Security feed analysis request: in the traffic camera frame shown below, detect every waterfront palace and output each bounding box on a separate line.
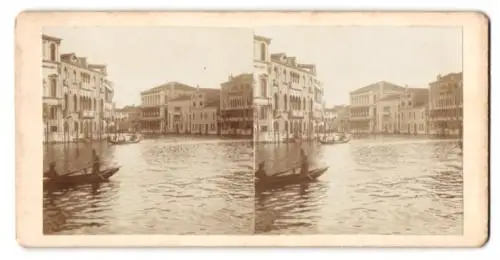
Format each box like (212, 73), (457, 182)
(253, 35), (325, 143)
(347, 72), (462, 136)
(42, 34), (115, 143)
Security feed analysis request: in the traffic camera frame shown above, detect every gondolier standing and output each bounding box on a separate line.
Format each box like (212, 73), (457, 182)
(299, 148), (313, 180)
(91, 149), (104, 180)
(255, 161), (268, 181)
(46, 161), (59, 179)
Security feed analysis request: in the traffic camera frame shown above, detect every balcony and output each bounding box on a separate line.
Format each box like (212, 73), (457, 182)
(42, 96), (63, 107)
(288, 110), (305, 118)
(81, 110), (95, 119)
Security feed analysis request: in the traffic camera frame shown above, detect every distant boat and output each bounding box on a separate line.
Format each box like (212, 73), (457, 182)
(256, 166), (329, 191)
(107, 134), (142, 145)
(319, 134), (351, 145)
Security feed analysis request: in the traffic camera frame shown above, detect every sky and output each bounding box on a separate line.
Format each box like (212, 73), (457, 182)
(44, 26), (462, 108)
(43, 27), (254, 108)
(255, 26), (463, 107)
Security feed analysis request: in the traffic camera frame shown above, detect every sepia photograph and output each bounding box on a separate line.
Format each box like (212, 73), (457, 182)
(15, 11), (488, 247)
(40, 26), (255, 235)
(253, 26), (466, 235)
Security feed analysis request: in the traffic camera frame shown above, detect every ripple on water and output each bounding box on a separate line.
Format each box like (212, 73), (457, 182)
(255, 138), (463, 235)
(43, 138), (254, 235)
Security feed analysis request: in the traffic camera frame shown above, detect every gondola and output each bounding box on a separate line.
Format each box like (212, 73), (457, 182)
(319, 134), (351, 145)
(255, 166), (329, 191)
(319, 138), (350, 145)
(107, 135), (141, 145)
(43, 166), (121, 190)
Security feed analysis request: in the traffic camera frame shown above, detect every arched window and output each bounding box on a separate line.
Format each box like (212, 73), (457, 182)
(64, 94), (68, 115)
(283, 94), (288, 110)
(73, 95), (77, 112)
(50, 78), (57, 97)
(274, 93), (279, 110)
(50, 44), (56, 61)
(273, 121), (279, 132)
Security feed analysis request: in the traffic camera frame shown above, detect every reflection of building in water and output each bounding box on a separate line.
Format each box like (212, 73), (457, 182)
(428, 72), (463, 136)
(139, 82), (197, 134)
(42, 34), (115, 143)
(220, 73), (253, 136)
(253, 35), (324, 143)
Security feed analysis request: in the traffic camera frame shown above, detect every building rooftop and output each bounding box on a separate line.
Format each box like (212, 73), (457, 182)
(351, 81), (405, 94)
(205, 99), (221, 108)
(141, 82), (196, 95)
(430, 72), (463, 84)
(254, 35), (272, 44)
(221, 73), (254, 85)
(42, 34), (62, 44)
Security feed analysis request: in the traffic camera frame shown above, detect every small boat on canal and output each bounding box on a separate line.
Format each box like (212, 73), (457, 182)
(255, 166), (329, 191)
(319, 138), (350, 145)
(319, 134), (351, 145)
(44, 166), (121, 190)
(107, 134), (142, 145)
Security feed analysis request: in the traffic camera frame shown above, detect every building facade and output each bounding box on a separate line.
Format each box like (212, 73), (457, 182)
(167, 96), (192, 134)
(42, 34), (115, 143)
(220, 73), (253, 136)
(376, 94), (401, 133)
(190, 88), (220, 135)
(253, 35), (324, 142)
(428, 72), (463, 136)
(114, 105), (141, 133)
(324, 105), (349, 133)
(349, 81), (405, 134)
(399, 87), (429, 135)
(42, 35), (63, 143)
(140, 82), (197, 134)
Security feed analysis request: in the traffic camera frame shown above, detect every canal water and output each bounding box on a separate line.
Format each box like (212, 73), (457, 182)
(255, 136), (463, 235)
(43, 136), (254, 234)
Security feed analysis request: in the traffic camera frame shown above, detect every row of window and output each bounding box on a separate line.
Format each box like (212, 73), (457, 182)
(44, 121), (103, 133)
(272, 93), (314, 111)
(382, 123), (426, 132)
(269, 63), (316, 86)
(351, 95), (373, 105)
(62, 67), (104, 86)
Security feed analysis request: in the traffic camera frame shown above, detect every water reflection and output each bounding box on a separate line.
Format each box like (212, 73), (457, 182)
(255, 137), (463, 235)
(43, 138), (254, 235)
